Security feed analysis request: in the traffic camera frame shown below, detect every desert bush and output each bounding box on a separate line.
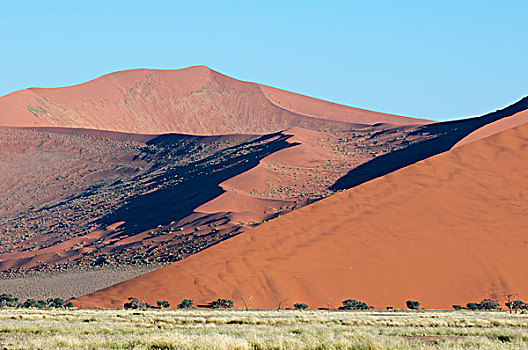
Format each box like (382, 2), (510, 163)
(505, 300), (526, 311)
(466, 302), (479, 310)
(0, 293), (18, 307)
(21, 298), (70, 309)
(406, 300), (420, 310)
(293, 303), (308, 310)
(452, 304), (464, 310)
(177, 299), (194, 309)
(210, 298), (234, 309)
(47, 298), (66, 308)
(157, 300), (170, 309)
(22, 299), (41, 308)
(477, 298), (500, 310)
(340, 299), (369, 310)
(124, 297), (153, 309)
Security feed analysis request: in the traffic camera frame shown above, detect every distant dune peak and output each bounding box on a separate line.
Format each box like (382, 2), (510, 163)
(0, 66), (427, 135)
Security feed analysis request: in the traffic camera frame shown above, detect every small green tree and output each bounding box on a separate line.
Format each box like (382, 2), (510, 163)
(406, 300), (420, 310)
(210, 298), (234, 309)
(293, 303), (308, 310)
(177, 299), (194, 309)
(157, 300), (170, 309)
(22, 299), (39, 308)
(452, 304), (464, 310)
(503, 291), (518, 314)
(505, 300), (525, 312)
(47, 298), (66, 308)
(23, 298), (69, 309)
(477, 298), (500, 310)
(124, 297), (153, 309)
(466, 302), (478, 310)
(22, 299), (33, 308)
(340, 299), (369, 310)
(0, 294), (18, 308)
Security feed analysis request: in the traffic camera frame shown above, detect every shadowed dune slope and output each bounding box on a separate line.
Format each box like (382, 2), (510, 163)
(0, 66), (426, 135)
(330, 96), (528, 191)
(74, 122), (528, 310)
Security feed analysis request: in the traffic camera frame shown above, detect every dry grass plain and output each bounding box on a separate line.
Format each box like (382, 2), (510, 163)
(0, 309), (526, 349)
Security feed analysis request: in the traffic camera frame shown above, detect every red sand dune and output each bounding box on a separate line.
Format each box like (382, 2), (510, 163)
(453, 109), (528, 148)
(0, 66), (428, 136)
(195, 126), (365, 220)
(257, 84), (424, 125)
(74, 122), (528, 310)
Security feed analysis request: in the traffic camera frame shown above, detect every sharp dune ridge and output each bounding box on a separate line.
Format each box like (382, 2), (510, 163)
(330, 96), (528, 191)
(454, 109), (528, 148)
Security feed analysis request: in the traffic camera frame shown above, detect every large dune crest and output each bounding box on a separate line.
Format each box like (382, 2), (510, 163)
(0, 66), (427, 135)
(74, 121), (528, 310)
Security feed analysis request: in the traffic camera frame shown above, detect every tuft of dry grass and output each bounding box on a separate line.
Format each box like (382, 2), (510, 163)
(0, 309), (526, 349)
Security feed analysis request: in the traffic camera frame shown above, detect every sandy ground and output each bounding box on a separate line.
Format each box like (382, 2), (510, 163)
(0, 266), (158, 300)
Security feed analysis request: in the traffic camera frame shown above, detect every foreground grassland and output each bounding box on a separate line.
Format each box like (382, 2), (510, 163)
(0, 309), (526, 349)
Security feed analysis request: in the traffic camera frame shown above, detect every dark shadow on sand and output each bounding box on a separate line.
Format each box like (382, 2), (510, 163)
(331, 96), (528, 191)
(98, 133), (297, 237)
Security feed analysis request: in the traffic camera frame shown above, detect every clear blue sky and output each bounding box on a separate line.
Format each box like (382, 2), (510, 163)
(1, 1), (527, 121)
